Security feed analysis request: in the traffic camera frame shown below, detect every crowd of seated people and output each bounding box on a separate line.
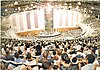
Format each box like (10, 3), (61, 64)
(0, 35), (100, 70)
(64, 29), (82, 37)
(1, 31), (7, 37)
(89, 19), (100, 28)
(81, 16), (100, 35)
(82, 16), (96, 24)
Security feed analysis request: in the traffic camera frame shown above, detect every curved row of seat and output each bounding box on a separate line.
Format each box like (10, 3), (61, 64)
(1, 16), (100, 40)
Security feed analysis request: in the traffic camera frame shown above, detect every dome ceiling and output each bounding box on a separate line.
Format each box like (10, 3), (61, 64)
(1, 0), (100, 16)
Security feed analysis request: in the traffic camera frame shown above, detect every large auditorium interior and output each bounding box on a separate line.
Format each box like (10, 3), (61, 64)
(1, 0), (100, 70)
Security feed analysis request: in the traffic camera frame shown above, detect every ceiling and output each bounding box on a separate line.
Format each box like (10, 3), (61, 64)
(1, 0), (100, 16)
(1, 0), (100, 1)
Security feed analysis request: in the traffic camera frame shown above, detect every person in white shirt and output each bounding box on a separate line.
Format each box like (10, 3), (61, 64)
(81, 54), (95, 70)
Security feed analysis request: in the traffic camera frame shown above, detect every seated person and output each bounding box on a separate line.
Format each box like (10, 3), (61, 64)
(70, 57), (79, 70)
(60, 53), (71, 70)
(0, 62), (5, 70)
(81, 54), (95, 70)
(18, 46), (23, 55)
(0, 50), (6, 59)
(35, 42), (42, 56)
(52, 50), (59, 61)
(40, 50), (49, 62)
(39, 50), (53, 63)
(41, 61), (52, 70)
(14, 52), (25, 63)
(26, 52), (34, 62)
(94, 57), (100, 70)
(5, 50), (14, 61)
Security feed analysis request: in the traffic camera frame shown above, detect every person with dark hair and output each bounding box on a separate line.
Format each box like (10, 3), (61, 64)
(60, 53), (71, 70)
(35, 42), (42, 56)
(70, 57), (79, 70)
(42, 61), (52, 70)
(61, 53), (68, 61)
(41, 51), (49, 62)
(87, 54), (95, 64)
(0, 62), (5, 70)
(93, 57), (100, 70)
(64, 48), (67, 53)
(52, 50), (59, 61)
(26, 52), (33, 62)
(14, 52), (25, 63)
(25, 41), (31, 48)
(0, 50), (6, 59)
(72, 57), (77, 63)
(53, 50), (56, 55)
(7, 52), (25, 70)
(55, 44), (59, 49)
(81, 54), (95, 70)
(17, 46), (23, 55)
(39, 50), (53, 63)
(57, 49), (62, 62)
(5, 50), (14, 61)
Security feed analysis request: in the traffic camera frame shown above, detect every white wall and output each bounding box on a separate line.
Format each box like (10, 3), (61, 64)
(53, 9), (84, 28)
(10, 9), (45, 33)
